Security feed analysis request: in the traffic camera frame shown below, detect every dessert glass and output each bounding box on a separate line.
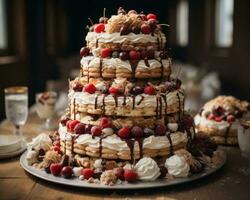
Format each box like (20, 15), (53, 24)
(238, 120), (250, 159)
(4, 86), (28, 137)
(36, 91), (57, 130)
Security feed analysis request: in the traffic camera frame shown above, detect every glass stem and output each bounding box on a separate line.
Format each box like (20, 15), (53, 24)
(15, 125), (21, 136)
(45, 118), (51, 130)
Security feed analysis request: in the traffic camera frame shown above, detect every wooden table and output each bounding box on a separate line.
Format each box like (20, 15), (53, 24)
(0, 113), (250, 200)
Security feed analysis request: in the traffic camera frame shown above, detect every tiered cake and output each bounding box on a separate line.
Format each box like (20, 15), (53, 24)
(26, 8), (223, 185)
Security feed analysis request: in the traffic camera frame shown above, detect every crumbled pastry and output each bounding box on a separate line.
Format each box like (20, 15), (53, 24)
(26, 150), (38, 165)
(74, 155), (93, 168)
(87, 177), (100, 184)
(100, 170), (117, 185)
(165, 155), (190, 178)
(27, 133), (52, 152)
(104, 161), (118, 170)
(33, 150), (61, 169)
(211, 149), (226, 166)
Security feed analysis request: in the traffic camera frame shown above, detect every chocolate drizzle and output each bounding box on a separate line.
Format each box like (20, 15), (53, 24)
(166, 133), (173, 156)
(99, 135), (108, 157)
(161, 93), (168, 124)
(144, 59), (150, 68)
(94, 95), (98, 109)
(125, 139), (135, 163)
(176, 93), (181, 122)
(132, 96), (136, 109)
(102, 94), (107, 115)
(129, 60), (139, 78)
(113, 95), (118, 107)
(73, 98), (76, 120)
(95, 38), (99, 48)
(137, 95), (144, 106)
(100, 58), (103, 78)
(122, 96), (127, 106)
(136, 138), (144, 159)
(156, 95), (163, 119)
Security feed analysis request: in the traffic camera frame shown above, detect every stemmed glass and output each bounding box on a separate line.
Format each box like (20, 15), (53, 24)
(35, 91), (57, 130)
(4, 86), (28, 137)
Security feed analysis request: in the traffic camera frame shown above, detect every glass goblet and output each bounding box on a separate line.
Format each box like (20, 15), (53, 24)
(4, 86), (28, 137)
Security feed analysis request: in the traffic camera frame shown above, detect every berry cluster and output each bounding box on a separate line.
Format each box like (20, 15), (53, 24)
(206, 106), (236, 123)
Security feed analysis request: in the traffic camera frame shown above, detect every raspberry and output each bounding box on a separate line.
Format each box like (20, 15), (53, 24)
(84, 83), (96, 94)
(118, 126), (130, 139)
(94, 23), (105, 33)
(144, 86), (156, 95)
(101, 48), (111, 58)
(81, 168), (94, 180)
(124, 169), (138, 182)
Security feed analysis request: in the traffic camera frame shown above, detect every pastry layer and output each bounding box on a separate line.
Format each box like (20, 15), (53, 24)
(69, 89), (185, 117)
(58, 125), (187, 160)
(86, 32), (166, 51)
(80, 56), (171, 79)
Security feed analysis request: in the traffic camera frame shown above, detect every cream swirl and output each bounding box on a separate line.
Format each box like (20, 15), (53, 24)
(165, 155), (190, 177)
(27, 133), (52, 151)
(85, 32), (166, 45)
(135, 157), (161, 181)
(69, 89), (184, 109)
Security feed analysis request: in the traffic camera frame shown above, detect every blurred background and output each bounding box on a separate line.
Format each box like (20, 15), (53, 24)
(0, 0), (249, 120)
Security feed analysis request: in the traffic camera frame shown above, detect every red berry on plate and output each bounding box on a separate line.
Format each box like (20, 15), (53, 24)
(50, 163), (62, 176)
(101, 48), (111, 58)
(129, 50), (141, 60)
(147, 13), (157, 20)
(100, 117), (112, 129)
(84, 83), (96, 94)
(67, 120), (80, 132)
(155, 124), (167, 136)
(144, 86), (156, 95)
(109, 87), (119, 95)
(227, 115), (235, 123)
(124, 169), (138, 182)
(131, 126), (143, 138)
(81, 168), (94, 180)
(53, 140), (60, 147)
(91, 126), (102, 136)
(74, 123), (85, 135)
(113, 167), (125, 180)
(141, 24), (151, 34)
(94, 23), (105, 33)
(52, 146), (61, 154)
(80, 47), (90, 57)
(61, 166), (73, 179)
(118, 126), (130, 139)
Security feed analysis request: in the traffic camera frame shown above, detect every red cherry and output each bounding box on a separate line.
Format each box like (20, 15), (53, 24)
(81, 168), (94, 180)
(118, 126), (130, 139)
(141, 24), (151, 34)
(80, 47), (90, 57)
(91, 126), (102, 136)
(207, 114), (215, 120)
(60, 117), (70, 126)
(109, 87), (119, 95)
(94, 23), (105, 33)
(144, 86), (156, 95)
(101, 48), (111, 58)
(61, 166), (73, 179)
(129, 50), (141, 60)
(84, 83), (96, 94)
(72, 82), (83, 92)
(66, 120), (73, 130)
(74, 123), (85, 134)
(53, 140), (60, 147)
(124, 169), (138, 182)
(100, 117), (112, 128)
(155, 124), (167, 136)
(227, 115), (235, 123)
(67, 120), (80, 132)
(60, 154), (69, 167)
(50, 163), (62, 176)
(215, 116), (223, 122)
(113, 167), (125, 180)
(52, 146), (61, 154)
(147, 13), (157, 20)
(131, 126), (143, 138)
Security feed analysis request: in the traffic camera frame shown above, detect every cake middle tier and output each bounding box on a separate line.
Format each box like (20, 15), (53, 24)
(69, 89), (185, 118)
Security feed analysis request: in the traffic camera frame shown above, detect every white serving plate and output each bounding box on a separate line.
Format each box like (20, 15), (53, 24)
(20, 150), (226, 190)
(0, 141), (26, 159)
(0, 135), (22, 149)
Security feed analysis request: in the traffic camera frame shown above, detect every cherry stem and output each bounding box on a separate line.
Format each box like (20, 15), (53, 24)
(88, 18), (94, 26)
(103, 8), (106, 18)
(159, 24), (170, 27)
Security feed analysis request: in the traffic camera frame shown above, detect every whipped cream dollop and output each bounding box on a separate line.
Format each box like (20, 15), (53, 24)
(135, 157), (161, 181)
(165, 155), (190, 178)
(73, 167), (83, 177)
(27, 133), (52, 151)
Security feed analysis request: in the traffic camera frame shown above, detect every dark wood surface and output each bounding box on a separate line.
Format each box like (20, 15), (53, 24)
(0, 113), (250, 200)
